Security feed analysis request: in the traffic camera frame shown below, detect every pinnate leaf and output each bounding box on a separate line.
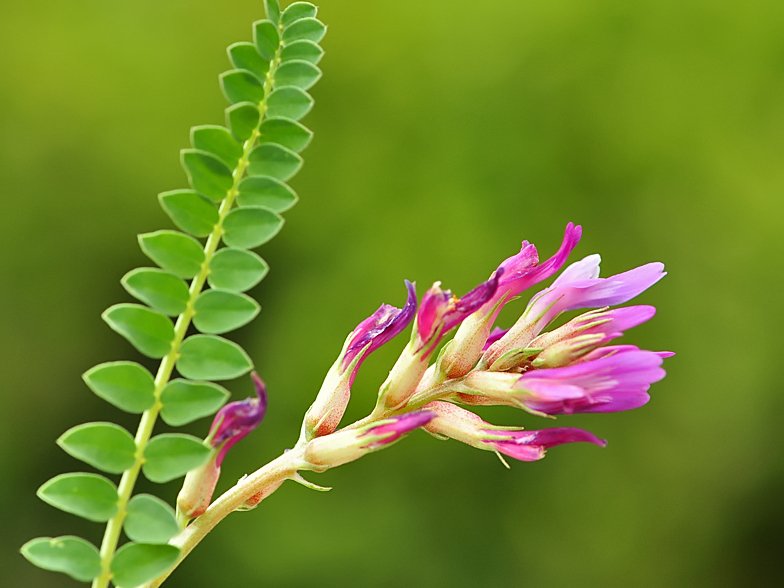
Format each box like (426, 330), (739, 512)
(57, 422), (136, 474)
(102, 304), (174, 359)
(220, 69), (265, 105)
(122, 268), (190, 317)
(37, 473), (118, 522)
(280, 39), (324, 64)
(254, 20), (280, 61)
(124, 495), (179, 544)
(248, 143), (303, 180)
(237, 175), (298, 212)
(181, 149), (234, 202)
(228, 42), (270, 80)
(160, 379), (230, 426)
(83, 361), (155, 413)
(259, 117), (312, 152)
(282, 17), (326, 45)
(159, 190), (219, 238)
(143, 434), (212, 483)
(208, 247), (269, 292)
(226, 102), (261, 142)
(191, 125), (243, 168)
(21, 536), (102, 582)
(266, 86), (314, 120)
(281, 2), (317, 27)
(139, 230), (205, 279)
(193, 289), (260, 334)
(177, 334), (253, 380)
(274, 60), (322, 90)
(111, 543), (180, 588)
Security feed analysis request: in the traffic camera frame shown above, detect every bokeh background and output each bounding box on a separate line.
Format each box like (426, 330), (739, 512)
(2, 0), (783, 586)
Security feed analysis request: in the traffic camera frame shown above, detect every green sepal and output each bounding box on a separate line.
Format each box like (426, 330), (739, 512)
(124, 495), (180, 544)
(274, 60), (322, 90)
(190, 125), (244, 169)
(57, 422), (137, 474)
(237, 175), (298, 212)
(282, 17), (327, 45)
(121, 268), (190, 317)
(248, 143), (303, 180)
(138, 230), (205, 279)
(220, 69), (265, 105)
(181, 148), (234, 202)
(264, 0), (281, 23)
(488, 347), (543, 372)
(281, 2), (317, 27)
(208, 247), (269, 292)
(159, 189), (220, 238)
(280, 40), (324, 64)
(21, 536), (102, 582)
(176, 334), (254, 380)
(102, 304), (175, 359)
(37, 473), (119, 522)
(160, 379), (230, 426)
(266, 86), (314, 120)
(259, 117), (312, 152)
(226, 102), (261, 142)
(142, 434), (212, 483)
(111, 543), (180, 588)
(223, 206), (284, 249)
(82, 361), (155, 413)
(253, 19), (280, 61)
(227, 42), (270, 80)
(193, 289), (260, 334)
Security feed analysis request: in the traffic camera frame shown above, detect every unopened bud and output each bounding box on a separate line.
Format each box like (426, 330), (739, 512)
(177, 451), (220, 518)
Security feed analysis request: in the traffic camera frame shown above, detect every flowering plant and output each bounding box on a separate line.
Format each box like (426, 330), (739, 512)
(21, 2), (671, 587)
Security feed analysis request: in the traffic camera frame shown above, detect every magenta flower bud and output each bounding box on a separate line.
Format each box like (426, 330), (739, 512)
(177, 451), (220, 519)
(210, 372), (267, 466)
(304, 411), (434, 469)
(423, 401), (605, 462)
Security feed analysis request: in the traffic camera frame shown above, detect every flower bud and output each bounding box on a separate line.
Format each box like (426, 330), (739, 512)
(177, 451), (220, 519)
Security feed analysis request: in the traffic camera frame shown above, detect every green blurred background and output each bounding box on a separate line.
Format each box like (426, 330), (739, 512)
(2, 0), (783, 586)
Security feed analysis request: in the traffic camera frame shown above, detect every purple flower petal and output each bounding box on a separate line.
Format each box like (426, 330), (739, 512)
(361, 411), (435, 449)
(483, 326), (510, 350)
(210, 372), (267, 466)
(486, 427), (606, 461)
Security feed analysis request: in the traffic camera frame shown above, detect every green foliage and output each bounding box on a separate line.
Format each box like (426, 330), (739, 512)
(142, 434), (212, 483)
(111, 543), (180, 588)
(160, 379), (230, 426)
(21, 537), (102, 582)
(37, 473), (119, 522)
(82, 362), (156, 413)
(124, 495), (180, 544)
(27, 1), (326, 582)
(57, 423), (137, 474)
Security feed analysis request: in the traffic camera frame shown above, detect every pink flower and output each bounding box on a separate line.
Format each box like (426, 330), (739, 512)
(210, 372), (267, 466)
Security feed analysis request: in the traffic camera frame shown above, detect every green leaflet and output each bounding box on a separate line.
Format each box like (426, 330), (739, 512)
(102, 304), (175, 359)
(37, 473), (119, 522)
(21, 536), (102, 582)
(122, 268), (190, 317)
(226, 102), (261, 142)
(111, 543), (180, 588)
(191, 125), (244, 169)
(227, 42), (270, 80)
(124, 495), (180, 544)
(248, 143), (303, 180)
(138, 230), (205, 279)
(280, 40), (324, 64)
(259, 117), (313, 152)
(82, 361), (155, 413)
(193, 289), (260, 334)
(237, 175), (298, 212)
(266, 86), (314, 120)
(181, 149), (234, 202)
(274, 60), (322, 90)
(177, 334), (254, 380)
(160, 379), (230, 426)
(281, 2), (318, 27)
(57, 422), (137, 474)
(208, 247), (269, 292)
(281, 17), (327, 45)
(264, 0), (281, 24)
(253, 19), (280, 61)
(143, 434), (212, 483)
(220, 69), (266, 104)
(159, 190), (220, 238)
(223, 206), (284, 249)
